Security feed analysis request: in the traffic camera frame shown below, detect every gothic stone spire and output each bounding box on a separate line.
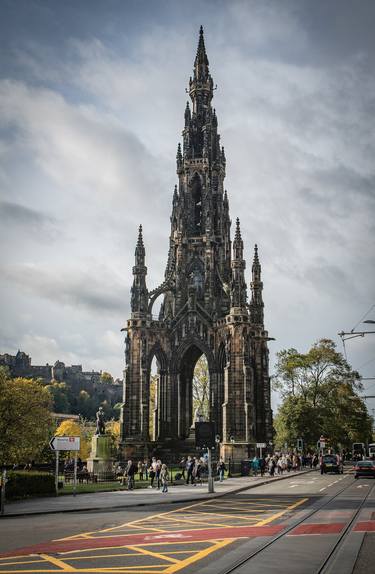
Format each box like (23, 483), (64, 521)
(249, 243), (264, 325)
(131, 225), (148, 316)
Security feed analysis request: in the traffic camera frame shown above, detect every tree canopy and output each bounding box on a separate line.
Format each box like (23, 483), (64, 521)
(273, 339), (372, 451)
(0, 367), (53, 465)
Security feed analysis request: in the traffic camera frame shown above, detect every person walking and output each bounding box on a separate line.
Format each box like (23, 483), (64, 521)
(252, 455), (259, 476)
(160, 463), (169, 493)
(186, 456), (194, 485)
(149, 457), (157, 488)
(155, 459), (162, 490)
(125, 460), (136, 491)
(179, 457), (186, 480)
(217, 458), (226, 482)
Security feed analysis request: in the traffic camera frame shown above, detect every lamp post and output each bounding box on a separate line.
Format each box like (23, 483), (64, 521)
(229, 435), (235, 477)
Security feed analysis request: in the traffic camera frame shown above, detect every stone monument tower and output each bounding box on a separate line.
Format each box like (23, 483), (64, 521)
(120, 27), (273, 462)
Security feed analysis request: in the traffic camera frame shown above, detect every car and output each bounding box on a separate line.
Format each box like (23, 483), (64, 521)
(321, 454), (343, 474)
(354, 460), (375, 479)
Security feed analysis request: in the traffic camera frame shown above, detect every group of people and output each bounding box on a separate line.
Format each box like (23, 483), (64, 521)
(116, 455), (228, 492)
(118, 458), (170, 492)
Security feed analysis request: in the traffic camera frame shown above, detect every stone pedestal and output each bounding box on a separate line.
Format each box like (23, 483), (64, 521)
(220, 442), (249, 473)
(87, 435), (114, 479)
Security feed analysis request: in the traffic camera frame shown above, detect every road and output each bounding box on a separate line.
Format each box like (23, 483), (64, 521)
(0, 471), (374, 573)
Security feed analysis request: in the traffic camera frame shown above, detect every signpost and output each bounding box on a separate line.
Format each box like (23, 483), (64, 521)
(256, 442), (266, 459)
(50, 436), (80, 497)
(195, 423), (215, 493)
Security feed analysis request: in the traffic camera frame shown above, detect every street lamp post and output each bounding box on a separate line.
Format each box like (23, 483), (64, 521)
(229, 436), (235, 477)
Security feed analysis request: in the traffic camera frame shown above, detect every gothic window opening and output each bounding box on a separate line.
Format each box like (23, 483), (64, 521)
(193, 354), (210, 421)
(191, 173), (202, 235)
(149, 356), (159, 441)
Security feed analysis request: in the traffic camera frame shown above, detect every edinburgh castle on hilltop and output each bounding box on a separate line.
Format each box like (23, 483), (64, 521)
(120, 27), (273, 461)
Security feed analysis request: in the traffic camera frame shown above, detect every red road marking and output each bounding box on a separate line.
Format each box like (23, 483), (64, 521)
(289, 523), (345, 536)
(353, 521), (375, 532)
(0, 525), (284, 558)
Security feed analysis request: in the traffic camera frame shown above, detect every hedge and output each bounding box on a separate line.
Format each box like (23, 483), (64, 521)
(5, 470), (55, 500)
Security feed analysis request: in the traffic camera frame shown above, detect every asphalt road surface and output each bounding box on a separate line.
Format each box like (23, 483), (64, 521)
(0, 471), (374, 574)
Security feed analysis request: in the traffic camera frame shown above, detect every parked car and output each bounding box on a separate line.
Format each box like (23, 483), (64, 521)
(354, 460), (375, 479)
(321, 454), (343, 474)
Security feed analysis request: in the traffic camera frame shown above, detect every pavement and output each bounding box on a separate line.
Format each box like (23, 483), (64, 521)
(1, 469), (312, 517)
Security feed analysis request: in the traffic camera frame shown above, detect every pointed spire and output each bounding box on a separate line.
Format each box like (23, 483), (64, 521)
(131, 225), (148, 316)
(250, 243), (264, 324)
(234, 218), (242, 242)
(195, 25), (209, 68)
(184, 101), (191, 125)
(230, 217), (247, 310)
(135, 224), (145, 264)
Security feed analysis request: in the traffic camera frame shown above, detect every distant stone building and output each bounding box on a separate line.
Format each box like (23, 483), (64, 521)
(120, 28), (273, 462)
(0, 350), (123, 417)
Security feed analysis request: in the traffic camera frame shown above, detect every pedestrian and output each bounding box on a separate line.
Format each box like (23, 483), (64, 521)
(252, 456), (259, 476)
(138, 460), (144, 481)
(144, 460), (149, 481)
(217, 458), (226, 482)
(125, 459), (136, 490)
(149, 457), (157, 488)
(156, 459), (162, 490)
(161, 463), (169, 493)
(186, 456), (194, 485)
(259, 456), (266, 477)
(193, 458), (202, 486)
(179, 457), (186, 480)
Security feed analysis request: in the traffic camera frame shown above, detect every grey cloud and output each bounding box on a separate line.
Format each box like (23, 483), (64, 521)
(2, 264), (129, 316)
(0, 200), (57, 231)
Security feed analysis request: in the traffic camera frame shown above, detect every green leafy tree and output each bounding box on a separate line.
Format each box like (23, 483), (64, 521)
(0, 367), (53, 465)
(45, 380), (71, 413)
(273, 339), (372, 451)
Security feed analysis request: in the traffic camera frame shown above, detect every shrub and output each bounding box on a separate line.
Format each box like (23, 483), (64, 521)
(5, 470), (55, 500)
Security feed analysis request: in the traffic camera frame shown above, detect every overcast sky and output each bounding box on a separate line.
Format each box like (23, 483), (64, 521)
(0, 0), (374, 412)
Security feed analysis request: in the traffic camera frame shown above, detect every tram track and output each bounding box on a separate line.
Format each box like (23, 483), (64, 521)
(219, 475), (374, 574)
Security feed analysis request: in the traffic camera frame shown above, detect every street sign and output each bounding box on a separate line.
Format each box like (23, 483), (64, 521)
(256, 443), (266, 448)
(49, 436), (80, 451)
(195, 422), (215, 448)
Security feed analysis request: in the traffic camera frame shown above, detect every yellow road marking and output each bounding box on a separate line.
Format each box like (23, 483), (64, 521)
(183, 509), (271, 522)
(164, 539), (234, 574)
(255, 498), (308, 526)
(158, 515), (234, 529)
(126, 545), (179, 564)
(66, 550), (196, 561)
(40, 553), (77, 571)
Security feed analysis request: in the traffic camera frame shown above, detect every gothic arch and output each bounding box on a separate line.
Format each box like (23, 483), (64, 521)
(171, 335), (215, 374)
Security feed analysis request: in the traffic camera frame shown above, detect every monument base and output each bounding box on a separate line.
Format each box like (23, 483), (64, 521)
(87, 435), (114, 479)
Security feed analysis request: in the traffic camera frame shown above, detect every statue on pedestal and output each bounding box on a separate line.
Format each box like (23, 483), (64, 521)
(95, 407), (106, 436)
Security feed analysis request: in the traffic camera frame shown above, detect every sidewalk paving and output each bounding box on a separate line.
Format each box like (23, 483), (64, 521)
(1, 470), (312, 517)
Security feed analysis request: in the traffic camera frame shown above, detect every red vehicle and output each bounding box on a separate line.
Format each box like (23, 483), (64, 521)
(354, 460), (375, 479)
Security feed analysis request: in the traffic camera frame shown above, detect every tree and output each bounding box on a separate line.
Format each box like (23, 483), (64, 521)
(193, 355), (210, 420)
(45, 381), (71, 413)
(100, 371), (114, 384)
(0, 367), (53, 465)
(273, 339), (372, 451)
(55, 419), (92, 461)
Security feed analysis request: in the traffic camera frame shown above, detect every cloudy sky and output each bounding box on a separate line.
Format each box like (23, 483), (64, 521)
(0, 0), (374, 412)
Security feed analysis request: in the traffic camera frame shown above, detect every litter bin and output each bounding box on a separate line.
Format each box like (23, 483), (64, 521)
(241, 460), (251, 476)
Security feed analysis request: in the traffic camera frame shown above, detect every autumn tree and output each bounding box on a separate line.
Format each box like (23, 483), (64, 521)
(100, 371), (114, 384)
(273, 339), (372, 450)
(0, 367), (53, 465)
